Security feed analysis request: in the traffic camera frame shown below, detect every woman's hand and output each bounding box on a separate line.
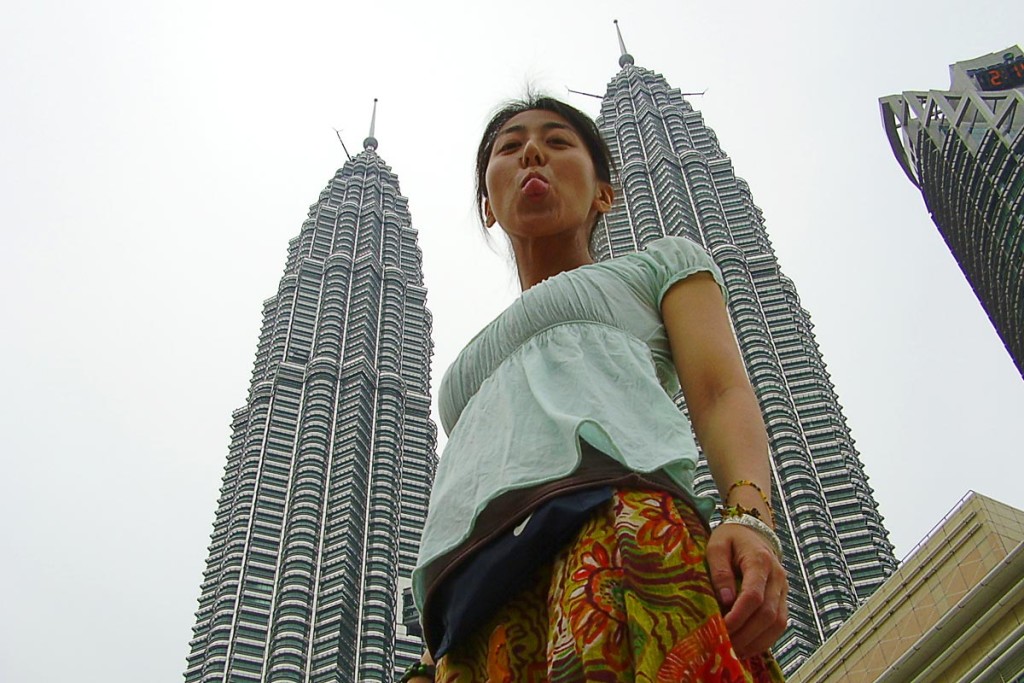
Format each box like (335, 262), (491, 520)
(706, 522), (789, 658)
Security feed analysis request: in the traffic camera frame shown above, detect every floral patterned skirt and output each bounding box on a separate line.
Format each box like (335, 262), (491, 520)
(435, 488), (785, 683)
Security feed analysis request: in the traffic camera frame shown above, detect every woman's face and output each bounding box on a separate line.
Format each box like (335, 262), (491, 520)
(484, 109), (612, 242)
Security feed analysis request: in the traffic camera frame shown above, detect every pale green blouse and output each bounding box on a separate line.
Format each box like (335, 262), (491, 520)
(412, 236), (727, 614)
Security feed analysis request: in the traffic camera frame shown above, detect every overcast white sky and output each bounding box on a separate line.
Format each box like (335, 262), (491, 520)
(2, 1), (1023, 681)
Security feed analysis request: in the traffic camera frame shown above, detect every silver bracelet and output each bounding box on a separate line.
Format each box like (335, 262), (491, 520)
(717, 514), (783, 560)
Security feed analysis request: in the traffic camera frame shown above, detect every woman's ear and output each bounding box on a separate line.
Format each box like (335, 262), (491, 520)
(593, 182), (614, 214)
(484, 199), (496, 228)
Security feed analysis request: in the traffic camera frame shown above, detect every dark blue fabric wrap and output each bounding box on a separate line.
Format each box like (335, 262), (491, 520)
(430, 486), (613, 657)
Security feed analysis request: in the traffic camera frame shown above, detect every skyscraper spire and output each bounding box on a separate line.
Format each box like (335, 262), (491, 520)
(363, 97), (379, 151)
(613, 19), (634, 68)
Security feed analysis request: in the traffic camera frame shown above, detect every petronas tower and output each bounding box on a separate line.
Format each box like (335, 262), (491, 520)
(184, 107), (437, 683)
(593, 25), (897, 674)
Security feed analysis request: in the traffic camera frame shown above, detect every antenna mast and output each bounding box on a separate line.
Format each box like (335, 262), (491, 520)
(566, 87), (603, 100)
(333, 128), (353, 161)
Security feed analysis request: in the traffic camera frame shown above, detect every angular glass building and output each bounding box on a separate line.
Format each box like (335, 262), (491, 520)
(881, 47), (1024, 380)
(184, 114), (437, 682)
(593, 26), (897, 674)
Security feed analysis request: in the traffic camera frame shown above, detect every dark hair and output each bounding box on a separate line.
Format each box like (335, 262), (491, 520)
(474, 94), (616, 228)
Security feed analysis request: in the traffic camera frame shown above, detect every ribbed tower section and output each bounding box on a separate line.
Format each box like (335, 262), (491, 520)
(881, 46), (1024, 380)
(184, 129), (437, 683)
(593, 39), (896, 674)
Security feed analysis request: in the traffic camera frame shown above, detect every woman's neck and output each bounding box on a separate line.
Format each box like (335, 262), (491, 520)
(511, 232), (593, 291)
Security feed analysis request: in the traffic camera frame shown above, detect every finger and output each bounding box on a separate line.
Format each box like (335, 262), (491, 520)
(730, 567), (789, 658)
(705, 535), (738, 608)
(729, 565), (782, 655)
(722, 546), (772, 634)
(735, 585), (789, 659)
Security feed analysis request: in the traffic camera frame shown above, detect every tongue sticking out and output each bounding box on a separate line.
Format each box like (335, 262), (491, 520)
(522, 177), (549, 198)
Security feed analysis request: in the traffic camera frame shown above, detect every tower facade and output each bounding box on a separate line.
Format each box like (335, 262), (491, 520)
(881, 46), (1024, 380)
(184, 122), (437, 682)
(594, 31), (897, 674)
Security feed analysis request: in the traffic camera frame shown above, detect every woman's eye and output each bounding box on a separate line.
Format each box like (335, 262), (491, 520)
(497, 141), (520, 153)
(548, 137), (571, 147)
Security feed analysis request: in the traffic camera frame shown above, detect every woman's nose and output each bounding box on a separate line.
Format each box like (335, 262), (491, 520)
(520, 138), (545, 167)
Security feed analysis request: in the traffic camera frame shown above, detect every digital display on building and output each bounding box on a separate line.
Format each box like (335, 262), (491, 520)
(969, 54), (1024, 91)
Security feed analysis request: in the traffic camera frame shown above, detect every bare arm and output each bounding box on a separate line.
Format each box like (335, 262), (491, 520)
(661, 271), (787, 657)
(661, 272), (771, 516)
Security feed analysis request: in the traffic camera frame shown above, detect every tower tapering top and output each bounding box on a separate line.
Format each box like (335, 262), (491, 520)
(363, 98), (379, 151)
(614, 20), (634, 68)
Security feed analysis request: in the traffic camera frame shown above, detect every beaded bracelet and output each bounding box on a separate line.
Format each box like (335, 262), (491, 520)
(726, 479), (775, 527)
(718, 503), (766, 525)
(399, 662), (435, 683)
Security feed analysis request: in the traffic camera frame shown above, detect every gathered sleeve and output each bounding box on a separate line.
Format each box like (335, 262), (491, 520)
(635, 236), (729, 308)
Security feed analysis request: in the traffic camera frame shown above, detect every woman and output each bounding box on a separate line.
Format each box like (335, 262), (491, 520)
(404, 96), (788, 682)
